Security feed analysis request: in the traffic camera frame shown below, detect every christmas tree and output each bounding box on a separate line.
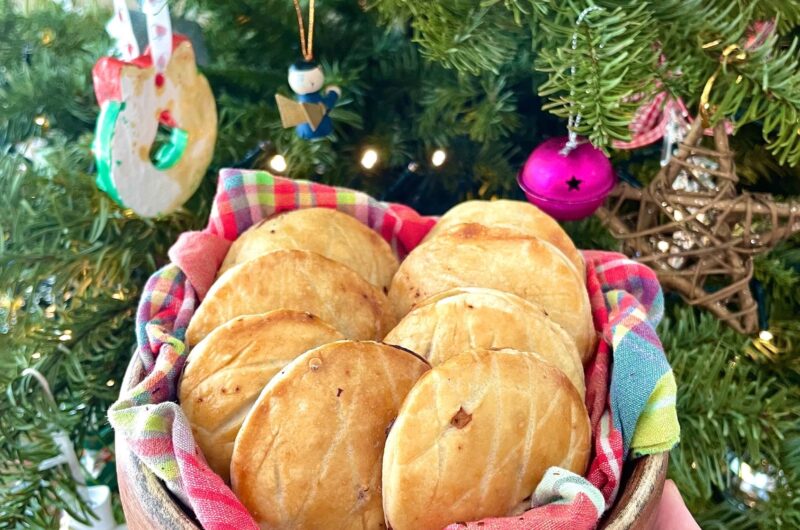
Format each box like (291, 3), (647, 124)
(1, 0), (799, 528)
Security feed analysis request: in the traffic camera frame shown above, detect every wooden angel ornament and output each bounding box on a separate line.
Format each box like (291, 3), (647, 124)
(276, 60), (340, 140)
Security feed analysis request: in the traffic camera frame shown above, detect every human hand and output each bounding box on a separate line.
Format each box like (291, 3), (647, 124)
(653, 480), (700, 530)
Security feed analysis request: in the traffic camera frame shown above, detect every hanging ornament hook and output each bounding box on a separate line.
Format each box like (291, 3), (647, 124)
(561, 5), (604, 156)
(293, 0), (316, 61)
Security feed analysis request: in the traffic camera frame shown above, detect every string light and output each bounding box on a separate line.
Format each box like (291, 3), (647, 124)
(34, 115), (49, 128)
(41, 29), (54, 46)
(656, 240), (670, 252)
(58, 330), (72, 342)
(269, 154), (288, 173)
(360, 148), (379, 170)
(105, 379), (116, 387)
(32, 352), (41, 360)
(431, 149), (447, 167)
(748, 327), (785, 362)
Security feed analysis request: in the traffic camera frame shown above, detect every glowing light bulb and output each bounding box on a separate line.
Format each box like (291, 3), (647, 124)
(269, 155), (287, 173)
(656, 240), (670, 252)
(431, 149), (447, 167)
(360, 149), (379, 170)
(673, 210), (684, 221)
(34, 115), (48, 127)
(759, 330), (774, 342)
(106, 379), (116, 387)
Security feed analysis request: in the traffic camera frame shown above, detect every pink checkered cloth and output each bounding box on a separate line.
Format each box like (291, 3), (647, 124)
(108, 168), (678, 530)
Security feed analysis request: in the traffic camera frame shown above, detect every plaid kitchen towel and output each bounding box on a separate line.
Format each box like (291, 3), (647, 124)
(108, 169), (679, 530)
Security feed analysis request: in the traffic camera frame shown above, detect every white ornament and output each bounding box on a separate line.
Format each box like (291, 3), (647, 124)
(92, 38), (217, 217)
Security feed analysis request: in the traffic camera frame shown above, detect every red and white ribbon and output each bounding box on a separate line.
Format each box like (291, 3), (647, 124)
(106, 0), (172, 72)
(141, 0), (173, 73)
(613, 20), (775, 152)
(612, 90), (693, 150)
(108, 0), (140, 60)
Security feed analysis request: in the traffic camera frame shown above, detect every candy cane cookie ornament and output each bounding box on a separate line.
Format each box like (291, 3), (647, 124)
(92, 34), (216, 217)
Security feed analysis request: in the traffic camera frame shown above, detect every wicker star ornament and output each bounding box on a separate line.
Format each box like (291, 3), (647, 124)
(596, 119), (800, 334)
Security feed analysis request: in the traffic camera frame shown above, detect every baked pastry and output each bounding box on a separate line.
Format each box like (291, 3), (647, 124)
(186, 249), (395, 346)
(218, 208), (399, 291)
(388, 224), (596, 361)
(178, 310), (343, 482)
(231, 341), (429, 529)
(423, 199), (584, 277)
(383, 287), (585, 398)
(382, 348), (591, 530)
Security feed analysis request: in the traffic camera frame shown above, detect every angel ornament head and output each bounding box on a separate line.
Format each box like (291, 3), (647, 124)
(288, 60), (325, 94)
(276, 60), (340, 139)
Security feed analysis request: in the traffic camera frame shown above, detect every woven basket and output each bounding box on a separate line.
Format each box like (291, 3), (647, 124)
(116, 350), (668, 530)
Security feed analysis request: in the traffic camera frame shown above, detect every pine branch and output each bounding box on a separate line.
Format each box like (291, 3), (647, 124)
(373, 0), (527, 75)
(418, 74), (520, 143)
(754, 241), (800, 320)
(647, 0), (753, 43)
(663, 306), (800, 529)
(0, 5), (108, 144)
(0, 135), (204, 526)
(562, 216), (620, 251)
(536, 4), (659, 147)
(706, 33), (800, 165)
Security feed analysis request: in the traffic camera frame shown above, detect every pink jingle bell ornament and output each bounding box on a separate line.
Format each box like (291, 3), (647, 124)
(518, 137), (616, 221)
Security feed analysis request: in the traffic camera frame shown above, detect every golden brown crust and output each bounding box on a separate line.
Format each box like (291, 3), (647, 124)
(186, 250), (396, 346)
(388, 224), (596, 362)
(424, 200), (585, 277)
(218, 208), (399, 291)
(178, 310), (343, 482)
(383, 287), (585, 399)
(231, 341), (429, 529)
(382, 348), (591, 530)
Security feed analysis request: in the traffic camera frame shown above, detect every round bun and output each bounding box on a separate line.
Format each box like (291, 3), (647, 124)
(178, 310), (343, 482)
(231, 341), (429, 529)
(186, 249), (396, 346)
(382, 348), (591, 530)
(383, 287), (585, 398)
(388, 224), (595, 361)
(218, 208), (399, 291)
(424, 200), (584, 276)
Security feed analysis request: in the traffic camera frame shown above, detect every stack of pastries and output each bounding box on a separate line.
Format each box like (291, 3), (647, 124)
(180, 200), (594, 529)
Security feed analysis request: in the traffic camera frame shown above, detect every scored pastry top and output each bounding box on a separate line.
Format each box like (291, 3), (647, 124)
(186, 249), (396, 346)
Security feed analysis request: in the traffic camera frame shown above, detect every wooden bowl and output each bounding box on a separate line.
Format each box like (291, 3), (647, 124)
(116, 354), (669, 530)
